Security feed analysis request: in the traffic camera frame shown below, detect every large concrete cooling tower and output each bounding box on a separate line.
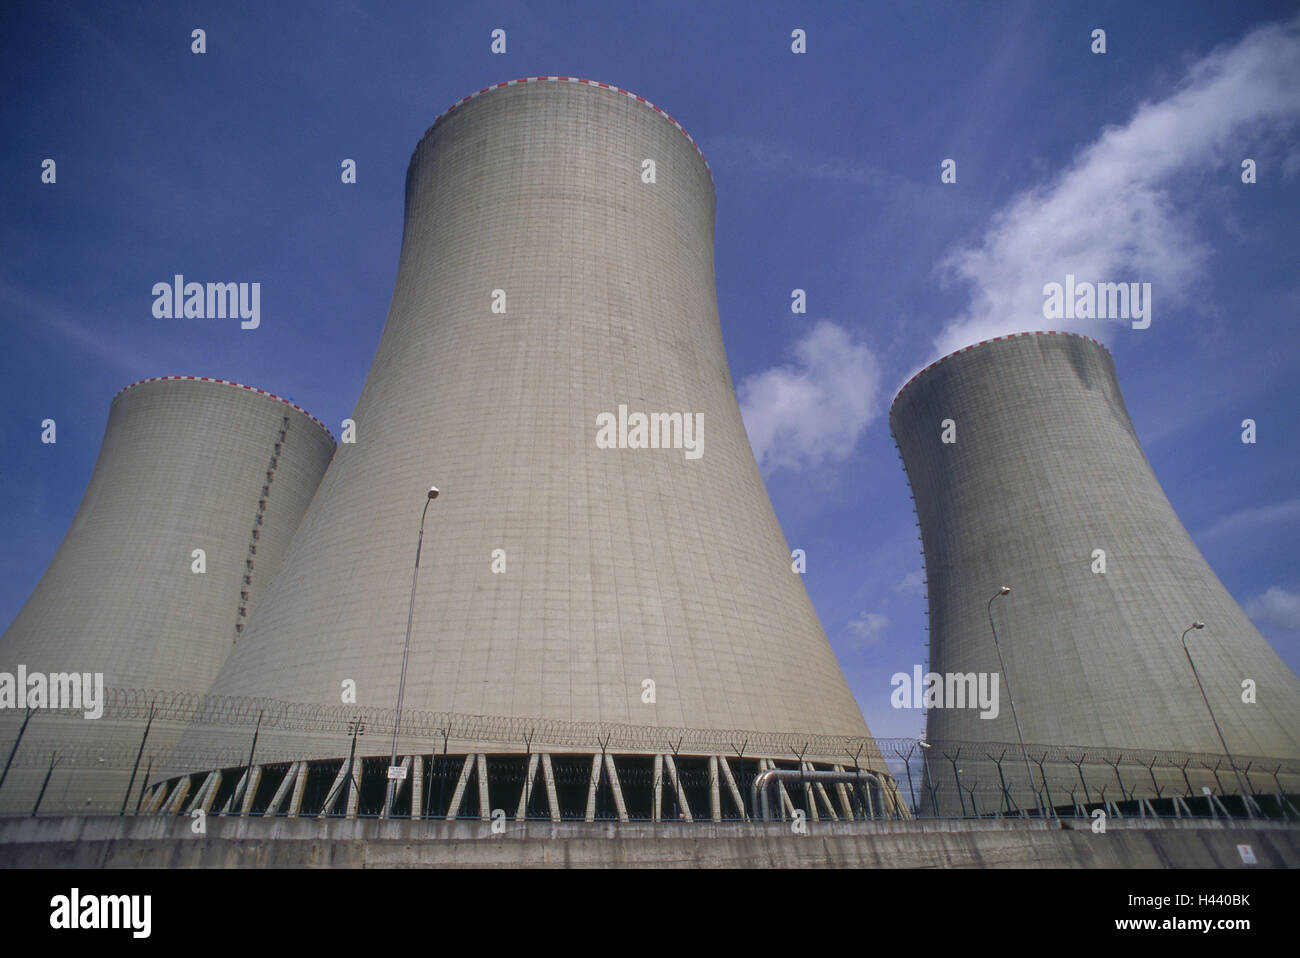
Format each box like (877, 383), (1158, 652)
(890, 331), (1300, 810)
(158, 78), (894, 824)
(0, 377), (334, 814)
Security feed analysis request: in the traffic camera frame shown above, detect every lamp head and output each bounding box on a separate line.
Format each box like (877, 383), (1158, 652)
(427, 486), (439, 500)
(998, 586), (1011, 596)
(1192, 621), (1204, 630)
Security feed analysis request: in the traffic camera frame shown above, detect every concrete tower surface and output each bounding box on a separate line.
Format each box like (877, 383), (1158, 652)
(0, 377), (335, 814)
(890, 331), (1300, 806)
(161, 78), (892, 822)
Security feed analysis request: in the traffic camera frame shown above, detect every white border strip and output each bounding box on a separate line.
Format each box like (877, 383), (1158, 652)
(423, 76), (711, 179)
(891, 331), (1111, 412)
(115, 376), (334, 440)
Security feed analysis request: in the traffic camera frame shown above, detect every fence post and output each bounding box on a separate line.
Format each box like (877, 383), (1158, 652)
(32, 751), (59, 817)
(946, 747), (966, 817)
(0, 705), (36, 797)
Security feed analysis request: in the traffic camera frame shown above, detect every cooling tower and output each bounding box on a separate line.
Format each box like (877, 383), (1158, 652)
(0, 377), (335, 814)
(158, 77), (895, 823)
(890, 331), (1300, 810)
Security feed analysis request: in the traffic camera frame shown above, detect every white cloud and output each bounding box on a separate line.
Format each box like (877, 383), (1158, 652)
(896, 570), (926, 596)
(934, 15), (1300, 357)
(0, 279), (144, 377)
(738, 320), (881, 474)
(1198, 497), (1300, 541)
(1245, 586), (1300, 633)
(847, 611), (890, 648)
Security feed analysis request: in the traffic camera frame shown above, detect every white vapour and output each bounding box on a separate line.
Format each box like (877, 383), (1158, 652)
(1245, 586), (1300, 633)
(739, 320), (881, 474)
(934, 15), (1300, 358)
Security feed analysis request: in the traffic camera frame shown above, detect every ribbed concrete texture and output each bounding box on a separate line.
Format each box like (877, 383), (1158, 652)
(168, 77), (885, 785)
(890, 332), (1300, 805)
(0, 378), (334, 814)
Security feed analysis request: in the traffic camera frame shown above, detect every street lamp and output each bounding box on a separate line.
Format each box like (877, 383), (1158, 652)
(386, 485), (439, 816)
(986, 585), (1043, 817)
(1180, 621), (1253, 814)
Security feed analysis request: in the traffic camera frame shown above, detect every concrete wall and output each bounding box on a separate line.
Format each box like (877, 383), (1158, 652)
(0, 815), (1294, 869)
(0, 378), (335, 814)
(889, 332), (1300, 803)
(171, 78), (882, 773)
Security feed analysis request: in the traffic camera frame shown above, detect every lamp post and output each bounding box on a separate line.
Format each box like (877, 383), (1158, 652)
(385, 486), (439, 816)
(1180, 621), (1252, 814)
(986, 586), (1042, 817)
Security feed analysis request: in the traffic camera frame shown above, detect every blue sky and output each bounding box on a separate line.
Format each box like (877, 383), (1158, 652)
(2, 1), (1297, 740)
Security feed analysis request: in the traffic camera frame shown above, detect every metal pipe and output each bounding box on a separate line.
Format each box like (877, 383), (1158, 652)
(750, 768), (886, 823)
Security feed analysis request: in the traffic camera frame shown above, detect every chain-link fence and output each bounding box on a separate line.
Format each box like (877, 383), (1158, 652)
(1, 689), (1296, 822)
(878, 739), (1299, 821)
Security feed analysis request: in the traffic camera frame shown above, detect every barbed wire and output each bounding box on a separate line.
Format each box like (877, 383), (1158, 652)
(875, 738), (1300, 776)
(53, 686), (890, 759)
(2, 688), (1297, 781)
